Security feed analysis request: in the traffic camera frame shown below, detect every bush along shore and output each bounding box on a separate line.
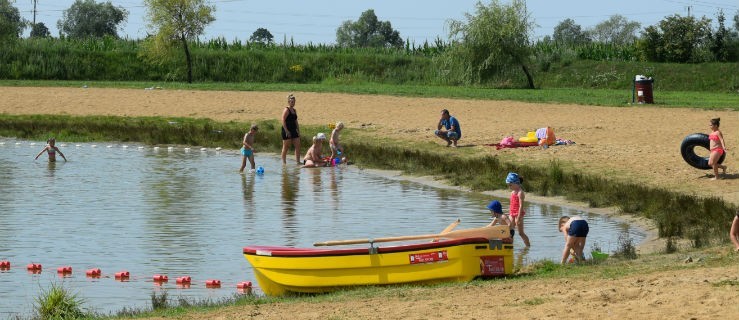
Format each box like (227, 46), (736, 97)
(2, 113), (737, 249)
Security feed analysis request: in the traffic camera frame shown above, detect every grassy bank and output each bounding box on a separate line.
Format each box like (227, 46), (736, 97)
(2, 114), (736, 248)
(1, 80), (738, 109)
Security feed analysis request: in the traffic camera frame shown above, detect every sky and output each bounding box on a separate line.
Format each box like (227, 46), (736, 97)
(14, 0), (739, 44)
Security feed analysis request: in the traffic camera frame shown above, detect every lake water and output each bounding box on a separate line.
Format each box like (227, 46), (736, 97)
(0, 138), (645, 317)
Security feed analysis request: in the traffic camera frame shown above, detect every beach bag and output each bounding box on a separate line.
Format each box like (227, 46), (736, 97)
(500, 136), (515, 147)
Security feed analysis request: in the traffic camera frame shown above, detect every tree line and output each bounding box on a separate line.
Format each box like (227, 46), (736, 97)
(1, 0), (738, 87)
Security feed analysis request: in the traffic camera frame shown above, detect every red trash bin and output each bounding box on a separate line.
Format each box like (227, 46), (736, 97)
(633, 75), (654, 104)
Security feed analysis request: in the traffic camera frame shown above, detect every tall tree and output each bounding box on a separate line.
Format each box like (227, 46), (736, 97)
(639, 14), (712, 62)
(553, 18), (590, 45)
(442, 0), (535, 88)
(590, 15), (641, 45)
(0, 0), (26, 41)
(336, 9), (403, 48)
(711, 10), (730, 62)
(249, 27), (273, 45)
(30, 22), (51, 38)
(57, 0), (128, 38)
(143, 0), (215, 84)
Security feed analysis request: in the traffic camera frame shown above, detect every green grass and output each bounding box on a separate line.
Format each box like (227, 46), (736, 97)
(34, 283), (87, 319)
(1, 80), (738, 109)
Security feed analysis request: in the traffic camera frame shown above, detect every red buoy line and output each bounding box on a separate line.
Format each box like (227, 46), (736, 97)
(0, 260), (253, 292)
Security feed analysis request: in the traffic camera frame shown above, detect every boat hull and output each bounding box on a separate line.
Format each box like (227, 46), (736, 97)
(243, 237), (513, 296)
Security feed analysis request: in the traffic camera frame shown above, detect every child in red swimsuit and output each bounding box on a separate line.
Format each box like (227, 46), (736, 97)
(708, 118), (727, 180)
(506, 172), (530, 247)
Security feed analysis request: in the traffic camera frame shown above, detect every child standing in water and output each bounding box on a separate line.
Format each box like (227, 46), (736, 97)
(558, 215), (589, 264)
(708, 117), (728, 180)
(239, 124), (258, 173)
(329, 121), (345, 162)
(506, 172), (530, 247)
(34, 138), (67, 162)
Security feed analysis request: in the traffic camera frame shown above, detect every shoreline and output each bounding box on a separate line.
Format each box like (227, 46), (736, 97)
(360, 167), (662, 254)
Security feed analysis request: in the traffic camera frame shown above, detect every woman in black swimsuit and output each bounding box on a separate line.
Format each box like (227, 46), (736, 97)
(281, 94), (301, 164)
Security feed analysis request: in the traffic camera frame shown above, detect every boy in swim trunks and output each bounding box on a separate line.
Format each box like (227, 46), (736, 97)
(559, 215), (589, 264)
(239, 124), (258, 173)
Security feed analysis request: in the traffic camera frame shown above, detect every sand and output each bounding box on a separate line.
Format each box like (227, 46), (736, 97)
(1, 86), (738, 319)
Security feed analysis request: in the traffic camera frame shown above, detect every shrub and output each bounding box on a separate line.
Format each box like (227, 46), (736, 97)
(34, 283), (86, 319)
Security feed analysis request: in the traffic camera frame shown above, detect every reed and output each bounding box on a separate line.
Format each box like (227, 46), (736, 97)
(1, 114), (736, 249)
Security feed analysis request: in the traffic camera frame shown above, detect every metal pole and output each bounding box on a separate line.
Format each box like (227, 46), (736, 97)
(32, 0), (37, 25)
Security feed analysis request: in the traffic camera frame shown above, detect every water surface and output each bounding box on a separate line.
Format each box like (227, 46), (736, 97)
(0, 138), (645, 317)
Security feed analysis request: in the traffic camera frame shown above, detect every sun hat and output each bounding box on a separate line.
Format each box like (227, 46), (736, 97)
(505, 172), (520, 184)
(316, 132), (327, 140)
(486, 200), (503, 214)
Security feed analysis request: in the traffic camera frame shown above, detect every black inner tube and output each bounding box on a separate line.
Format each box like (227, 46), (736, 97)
(680, 133), (726, 170)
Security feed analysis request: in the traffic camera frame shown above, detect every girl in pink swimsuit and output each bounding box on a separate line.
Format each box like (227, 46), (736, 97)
(708, 118), (727, 180)
(34, 138), (67, 162)
(506, 172), (530, 247)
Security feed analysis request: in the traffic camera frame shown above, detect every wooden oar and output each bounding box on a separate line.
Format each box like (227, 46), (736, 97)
(432, 219), (461, 242)
(313, 225), (510, 247)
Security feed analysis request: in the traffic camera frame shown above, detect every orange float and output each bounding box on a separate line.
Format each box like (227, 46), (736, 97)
(205, 279), (221, 287)
(57, 266), (73, 274)
(114, 271), (130, 280)
(86, 268), (102, 277)
(152, 274), (169, 282)
(26, 263), (42, 271)
(176, 276), (192, 284)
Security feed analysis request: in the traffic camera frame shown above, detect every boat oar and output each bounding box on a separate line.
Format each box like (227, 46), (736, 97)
(313, 225), (510, 247)
(432, 219), (461, 242)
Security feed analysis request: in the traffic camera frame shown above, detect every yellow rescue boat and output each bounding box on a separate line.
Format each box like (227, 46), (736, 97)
(243, 226), (513, 296)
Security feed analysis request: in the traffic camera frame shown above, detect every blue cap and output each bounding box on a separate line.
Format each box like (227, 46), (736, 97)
(486, 200), (503, 213)
(505, 172), (520, 184)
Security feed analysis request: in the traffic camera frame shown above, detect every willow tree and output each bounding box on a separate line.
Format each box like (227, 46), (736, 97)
(143, 0), (215, 83)
(441, 0), (535, 88)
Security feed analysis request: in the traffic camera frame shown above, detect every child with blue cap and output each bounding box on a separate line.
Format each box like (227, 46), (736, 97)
(486, 200), (514, 238)
(506, 172), (530, 247)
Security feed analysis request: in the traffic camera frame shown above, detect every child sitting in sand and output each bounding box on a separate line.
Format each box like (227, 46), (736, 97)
(34, 138), (67, 162)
